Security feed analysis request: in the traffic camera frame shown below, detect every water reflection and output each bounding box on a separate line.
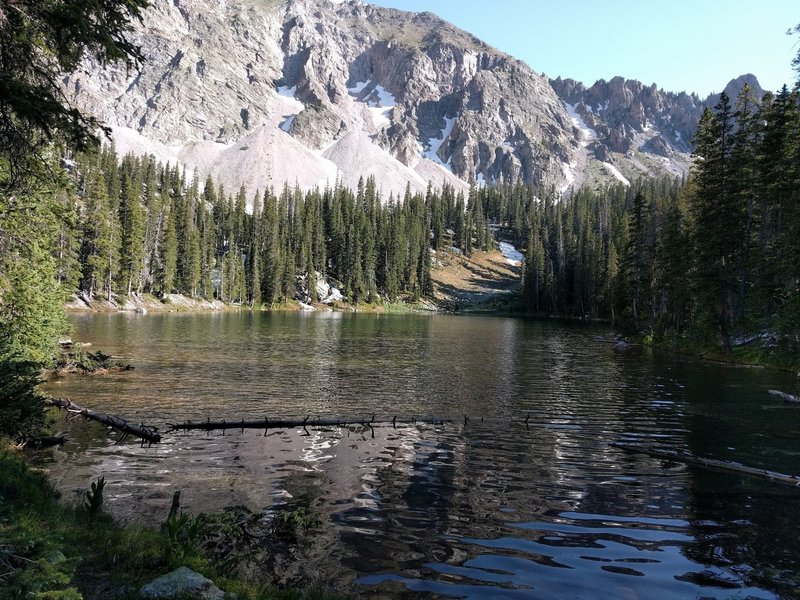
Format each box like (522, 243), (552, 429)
(38, 313), (800, 598)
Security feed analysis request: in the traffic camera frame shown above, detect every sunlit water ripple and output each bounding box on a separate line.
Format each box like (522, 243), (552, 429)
(38, 312), (800, 598)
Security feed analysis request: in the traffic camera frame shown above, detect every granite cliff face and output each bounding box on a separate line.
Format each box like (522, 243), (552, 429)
(64, 0), (763, 199)
(549, 73), (765, 187)
(65, 0), (574, 197)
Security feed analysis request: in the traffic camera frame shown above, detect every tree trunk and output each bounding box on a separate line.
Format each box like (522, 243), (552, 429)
(610, 442), (800, 486)
(45, 398), (161, 443)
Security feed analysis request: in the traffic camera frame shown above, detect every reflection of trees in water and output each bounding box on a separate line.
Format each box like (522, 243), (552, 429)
(42, 313), (800, 596)
(674, 363), (800, 594)
(682, 464), (800, 593)
(333, 428), (461, 576)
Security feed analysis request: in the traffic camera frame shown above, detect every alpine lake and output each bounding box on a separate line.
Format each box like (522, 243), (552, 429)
(37, 311), (800, 599)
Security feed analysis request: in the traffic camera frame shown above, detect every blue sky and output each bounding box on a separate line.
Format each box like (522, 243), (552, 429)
(370, 0), (798, 96)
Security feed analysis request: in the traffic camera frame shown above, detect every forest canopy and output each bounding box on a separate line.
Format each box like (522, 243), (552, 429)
(0, 0), (150, 439)
(0, 0), (149, 184)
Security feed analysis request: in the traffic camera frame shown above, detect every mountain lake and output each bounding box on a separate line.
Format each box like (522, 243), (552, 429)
(37, 311), (800, 599)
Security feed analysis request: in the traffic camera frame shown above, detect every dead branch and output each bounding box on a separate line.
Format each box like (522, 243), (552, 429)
(610, 442), (800, 487)
(168, 415), (453, 433)
(45, 397), (161, 443)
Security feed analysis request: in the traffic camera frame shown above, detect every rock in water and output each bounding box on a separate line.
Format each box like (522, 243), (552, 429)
(140, 566), (225, 600)
(768, 389), (800, 403)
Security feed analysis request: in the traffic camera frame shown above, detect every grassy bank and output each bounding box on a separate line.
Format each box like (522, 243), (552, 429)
(641, 334), (800, 374)
(0, 443), (344, 600)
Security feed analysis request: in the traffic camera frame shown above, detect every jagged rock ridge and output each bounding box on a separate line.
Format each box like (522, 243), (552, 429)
(548, 73), (766, 187)
(64, 0), (764, 199)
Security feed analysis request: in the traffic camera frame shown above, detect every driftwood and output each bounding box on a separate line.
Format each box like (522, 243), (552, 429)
(168, 415), (455, 433)
(768, 389), (800, 403)
(610, 442), (800, 487)
(45, 398), (161, 444)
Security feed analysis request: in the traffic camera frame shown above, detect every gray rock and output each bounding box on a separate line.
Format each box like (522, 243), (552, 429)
(64, 0), (750, 198)
(61, 0), (577, 197)
(139, 566), (225, 600)
(550, 72), (766, 187)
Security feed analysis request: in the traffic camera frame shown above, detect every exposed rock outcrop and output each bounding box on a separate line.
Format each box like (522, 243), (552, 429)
(64, 0), (766, 199)
(61, 0), (582, 198)
(549, 72), (766, 188)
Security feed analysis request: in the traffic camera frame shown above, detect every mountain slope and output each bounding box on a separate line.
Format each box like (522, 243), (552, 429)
(64, 0), (763, 199)
(549, 73), (765, 188)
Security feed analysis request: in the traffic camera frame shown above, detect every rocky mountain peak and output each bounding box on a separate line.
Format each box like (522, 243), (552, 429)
(548, 72), (767, 185)
(706, 73), (765, 108)
(63, 0), (760, 200)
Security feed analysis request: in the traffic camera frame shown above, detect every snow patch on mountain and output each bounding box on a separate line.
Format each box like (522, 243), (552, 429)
(421, 116), (456, 173)
(498, 242), (523, 266)
(564, 102), (597, 146)
(348, 80), (370, 94)
(279, 116), (296, 133)
(347, 80), (396, 130)
(603, 162), (630, 186)
(366, 85), (396, 129)
(276, 86), (304, 133)
(560, 161), (576, 193)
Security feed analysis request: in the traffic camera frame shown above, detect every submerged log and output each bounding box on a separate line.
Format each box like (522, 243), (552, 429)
(768, 389), (800, 403)
(27, 436), (66, 449)
(610, 442), (800, 487)
(168, 415), (453, 433)
(45, 397), (161, 443)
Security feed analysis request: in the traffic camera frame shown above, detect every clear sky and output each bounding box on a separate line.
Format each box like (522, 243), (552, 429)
(370, 0), (798, 96)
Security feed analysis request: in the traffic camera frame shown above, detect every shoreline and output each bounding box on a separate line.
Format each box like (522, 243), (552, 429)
(66, 293), (799, 375)
(641, 339), (800, 376)
(65, 292), (439, 317)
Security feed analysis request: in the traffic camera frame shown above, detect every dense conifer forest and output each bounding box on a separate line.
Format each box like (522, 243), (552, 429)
(520, 84), (800, 352)
(59, 147), (494, 306)
(54, 80), (800, 357)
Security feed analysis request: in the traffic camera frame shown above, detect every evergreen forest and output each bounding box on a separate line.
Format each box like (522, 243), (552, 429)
(49, 81), (800, 358)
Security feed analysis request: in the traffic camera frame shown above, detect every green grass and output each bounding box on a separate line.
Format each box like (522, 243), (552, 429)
(641, 332), (800, 373)
(0, 443), (347, 600)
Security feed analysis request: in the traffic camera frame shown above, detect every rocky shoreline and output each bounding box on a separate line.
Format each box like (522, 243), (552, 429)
(65, 292), (234, 314)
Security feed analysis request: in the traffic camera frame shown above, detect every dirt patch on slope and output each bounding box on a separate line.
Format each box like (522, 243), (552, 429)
(431, 246), (521, 310)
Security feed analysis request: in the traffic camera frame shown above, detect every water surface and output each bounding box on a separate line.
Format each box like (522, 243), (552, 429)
(40, 312), (800, 598)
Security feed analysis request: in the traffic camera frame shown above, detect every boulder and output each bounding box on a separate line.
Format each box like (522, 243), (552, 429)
(139, 567), (225, 600)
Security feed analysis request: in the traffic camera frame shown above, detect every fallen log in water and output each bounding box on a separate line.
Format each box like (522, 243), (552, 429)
(610, 442), (800, 487)
(45, 397), (161, 444)
(168, 415), (454, 433)
(26, 436), (66, 449)
(768, 389), (800, 403)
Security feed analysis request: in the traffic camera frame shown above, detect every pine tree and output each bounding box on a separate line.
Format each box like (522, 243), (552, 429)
(118, 167), (146, 294)
(691, 95), (741, 352)
(729, 84), (760, 322)
(198, 177), (216, 298)
(176, 180), (201, 296)
(53, 190), (82, 292)
(80, 170), (112, 299)
(624, 191), (651, 331)
(156, 191), (177, 296)
(260, 189), (280, 304)
(141, 157), (162, 293)
(248, 192), (262, 306)
(0, 171), (68, 438)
